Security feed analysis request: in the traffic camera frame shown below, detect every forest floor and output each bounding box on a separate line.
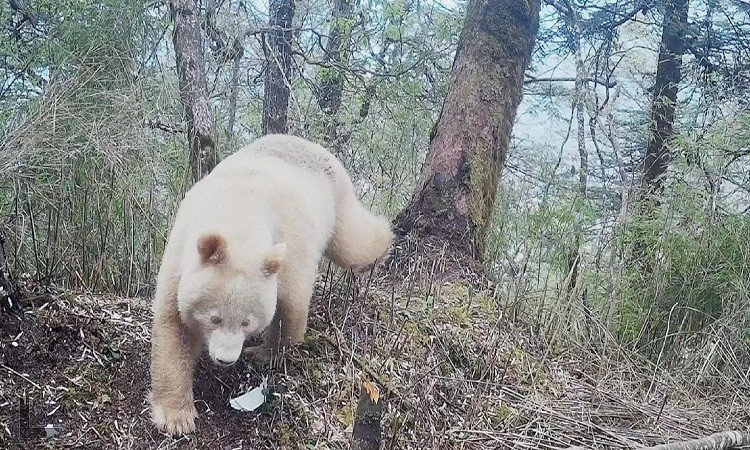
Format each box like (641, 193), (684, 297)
(1, 266), (748, 449)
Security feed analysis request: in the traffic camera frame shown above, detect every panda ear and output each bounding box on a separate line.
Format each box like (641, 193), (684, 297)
(262, 242), (287, 276)
(197, 234), (227, 265)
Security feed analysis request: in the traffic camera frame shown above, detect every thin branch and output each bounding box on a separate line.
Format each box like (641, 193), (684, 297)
(543, 0), (571, 15)
(525, 75), (617, 88)
(607, 0), (650, 28)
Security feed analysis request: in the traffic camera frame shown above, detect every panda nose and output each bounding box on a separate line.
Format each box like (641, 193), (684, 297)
(215, 357), (235, 366)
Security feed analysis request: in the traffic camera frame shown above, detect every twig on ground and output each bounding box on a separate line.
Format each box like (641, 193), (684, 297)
(1, 363), (42, 390)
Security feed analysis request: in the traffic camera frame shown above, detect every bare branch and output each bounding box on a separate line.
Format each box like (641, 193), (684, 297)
(543, 0), (571, 15)
(525, 75), (617, 88)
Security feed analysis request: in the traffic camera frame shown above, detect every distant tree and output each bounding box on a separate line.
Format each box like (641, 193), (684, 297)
(641, 0), (689, 200)
(394, 0), (541, 269)
(318, 0), (354, 118)
(627, 0), (689, 270)
(202, 0), (245, 151)
(317, 0), (355, 152)
(263, 0), (296, 135)
(170, 0), (218, 182)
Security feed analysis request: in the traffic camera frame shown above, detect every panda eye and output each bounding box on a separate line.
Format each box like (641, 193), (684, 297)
(211, 316), (222, 325)
(241, 320), (249, 327)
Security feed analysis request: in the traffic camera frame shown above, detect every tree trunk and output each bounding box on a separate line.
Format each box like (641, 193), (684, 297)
(170, 0), (218, 182)
(318, 0), (354, 117)
(227, 39), (244, 151)
(562, 1), (588, 298)
(631, 0), (688, 269)
(262, 0), (295, 135)
(317, 0), (355, 156)
(394, 0), (541, 267)
(641, 0), (688, 198)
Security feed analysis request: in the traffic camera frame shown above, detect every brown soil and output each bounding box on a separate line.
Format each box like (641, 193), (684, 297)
(0, 294), (279, 449)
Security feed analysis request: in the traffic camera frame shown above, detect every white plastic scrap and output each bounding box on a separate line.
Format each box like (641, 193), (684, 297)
(43, 424), (59, 438)
(229, 376), (268, 412)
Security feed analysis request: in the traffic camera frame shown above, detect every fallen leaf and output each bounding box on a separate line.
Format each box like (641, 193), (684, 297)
(362, 381), (379, 403)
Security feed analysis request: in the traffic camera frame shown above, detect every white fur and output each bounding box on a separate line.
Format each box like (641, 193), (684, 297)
(148, 134), (394, 435)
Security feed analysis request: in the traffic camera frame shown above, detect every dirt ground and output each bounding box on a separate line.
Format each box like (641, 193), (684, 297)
(1, 271), (748, 449)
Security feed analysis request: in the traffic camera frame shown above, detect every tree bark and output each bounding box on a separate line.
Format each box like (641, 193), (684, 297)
(394, 0), (541, 266)
(170, 0), (218, 182)
(262, 0), (295, 135)
(641, 0), (688, 198)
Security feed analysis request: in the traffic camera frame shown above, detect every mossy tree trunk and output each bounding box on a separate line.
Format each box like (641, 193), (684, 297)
(170, 0), (218, 182)
(394, 0), (541, 267)
(263, 0), (295, 135)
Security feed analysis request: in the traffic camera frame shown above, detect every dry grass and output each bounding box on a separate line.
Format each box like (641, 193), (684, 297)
(1, 258), (748, 449)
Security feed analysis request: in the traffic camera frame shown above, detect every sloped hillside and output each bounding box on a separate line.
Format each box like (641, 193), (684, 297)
(1, 268), (748, 449)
